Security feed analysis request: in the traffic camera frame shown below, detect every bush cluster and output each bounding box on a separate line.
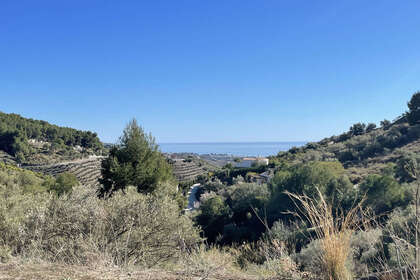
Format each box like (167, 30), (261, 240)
(0, 183), (200, 267)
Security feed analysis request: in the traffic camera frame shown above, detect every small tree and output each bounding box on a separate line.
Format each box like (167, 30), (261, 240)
(380, 119), (391, 130)
(99, 119), (173, 196)
(349, 123), (366, 136)
(366, 123), (377, 133)
(407, 92), (420, 125)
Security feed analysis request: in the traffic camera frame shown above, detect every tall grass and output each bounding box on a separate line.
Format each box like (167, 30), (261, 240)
(286, 189), (365, 280)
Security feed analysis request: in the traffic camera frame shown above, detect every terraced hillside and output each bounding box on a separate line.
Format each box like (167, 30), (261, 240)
(171, 159), (205, 182)
(23, 156), (103, 188)
(0, 150), (16, 165)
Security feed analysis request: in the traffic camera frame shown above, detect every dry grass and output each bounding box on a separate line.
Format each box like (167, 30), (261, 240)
(0, 261), (182, 280)
(0, 258), (255, 280)
(286, 189), (366, 280)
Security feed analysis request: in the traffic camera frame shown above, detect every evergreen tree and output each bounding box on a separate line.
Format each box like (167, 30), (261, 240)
(349, 122), (366, 136)
(407, 91), (420, 125)
(99, 119), (173, 196)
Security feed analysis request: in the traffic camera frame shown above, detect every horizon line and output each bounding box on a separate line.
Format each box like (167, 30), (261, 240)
(157, 141), (308, 144)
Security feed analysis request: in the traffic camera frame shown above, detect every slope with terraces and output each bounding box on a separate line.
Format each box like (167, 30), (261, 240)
(170, 159), (206, 183)
(23, 156), (103, 188)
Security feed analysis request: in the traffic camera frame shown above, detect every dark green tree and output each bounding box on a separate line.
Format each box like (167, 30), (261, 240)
(407, 91), (420, 125)
(380, 119), (391, 130)
(349, 122), (366, 136)
(99, 119), (173, 196)
(366, 123), (377, 133)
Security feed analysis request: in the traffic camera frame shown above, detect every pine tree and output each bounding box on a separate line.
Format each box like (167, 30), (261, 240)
(99, 119), (173, 196)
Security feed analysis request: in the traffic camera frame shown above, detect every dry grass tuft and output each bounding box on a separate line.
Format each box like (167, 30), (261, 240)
(286, 188), (366, 280)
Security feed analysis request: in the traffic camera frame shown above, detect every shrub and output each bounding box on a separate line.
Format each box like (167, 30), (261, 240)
(49, 172), (79, 196)
(196, 193), (232, 243)
(360, 174), (409, 214)
(1, 185), (201, 267)
(295, 239), (324, 275)
(229, 183), (269, 215)
(246, 256), (313, 279)
(183, 246), (243, 279)
(350, 229), (383, 277)
(0, 174), (50, 259)
(383, 206), (416, 273)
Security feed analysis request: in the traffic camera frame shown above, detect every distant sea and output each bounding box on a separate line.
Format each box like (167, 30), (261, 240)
(158, 142), (306, 157)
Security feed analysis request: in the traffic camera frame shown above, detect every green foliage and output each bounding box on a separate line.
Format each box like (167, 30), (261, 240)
(384, 205), (417, 270)
(195, 182), (271, 244)
(366, 123), (377, 133)
(360, 174), (409, 214)
(350, 229), (383, 277)
(395, 152), (418, 183)
(0, 162), (77, 196)
(197, 162), (358, 245)
(196, 194), (232, 243)
(380, 119), (391, 129)
(407, 91), (420, 125)
(0, 162), (53, 193)
(268, 161), (354, 222)
(50, 172), (79, 196)
(349, 122), (366, 136)
(213, 164), (268, 185)
(278, 121), (420, 168)
(229, 183), (269, 221)
(99, 119), (173, 196)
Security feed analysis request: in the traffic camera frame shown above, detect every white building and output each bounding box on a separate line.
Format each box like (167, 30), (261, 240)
(234, 157), (269, 168)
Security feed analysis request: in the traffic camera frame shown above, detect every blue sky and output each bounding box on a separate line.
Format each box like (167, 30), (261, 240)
(0, 0), (419, 143)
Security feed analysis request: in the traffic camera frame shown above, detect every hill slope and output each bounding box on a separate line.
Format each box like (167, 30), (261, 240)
(0, 111), (104, 164)
(274, 116), (420, 183)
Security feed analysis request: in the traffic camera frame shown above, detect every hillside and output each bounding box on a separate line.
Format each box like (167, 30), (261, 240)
(0, 112), (108, 187)
(273, 115), (420, 183)
(0, 111), (104, 164)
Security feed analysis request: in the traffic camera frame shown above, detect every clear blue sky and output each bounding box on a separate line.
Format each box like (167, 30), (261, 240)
(1, 0), (419, 143)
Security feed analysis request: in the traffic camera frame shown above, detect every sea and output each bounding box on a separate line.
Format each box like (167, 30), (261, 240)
(158, 142), (306, 157)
